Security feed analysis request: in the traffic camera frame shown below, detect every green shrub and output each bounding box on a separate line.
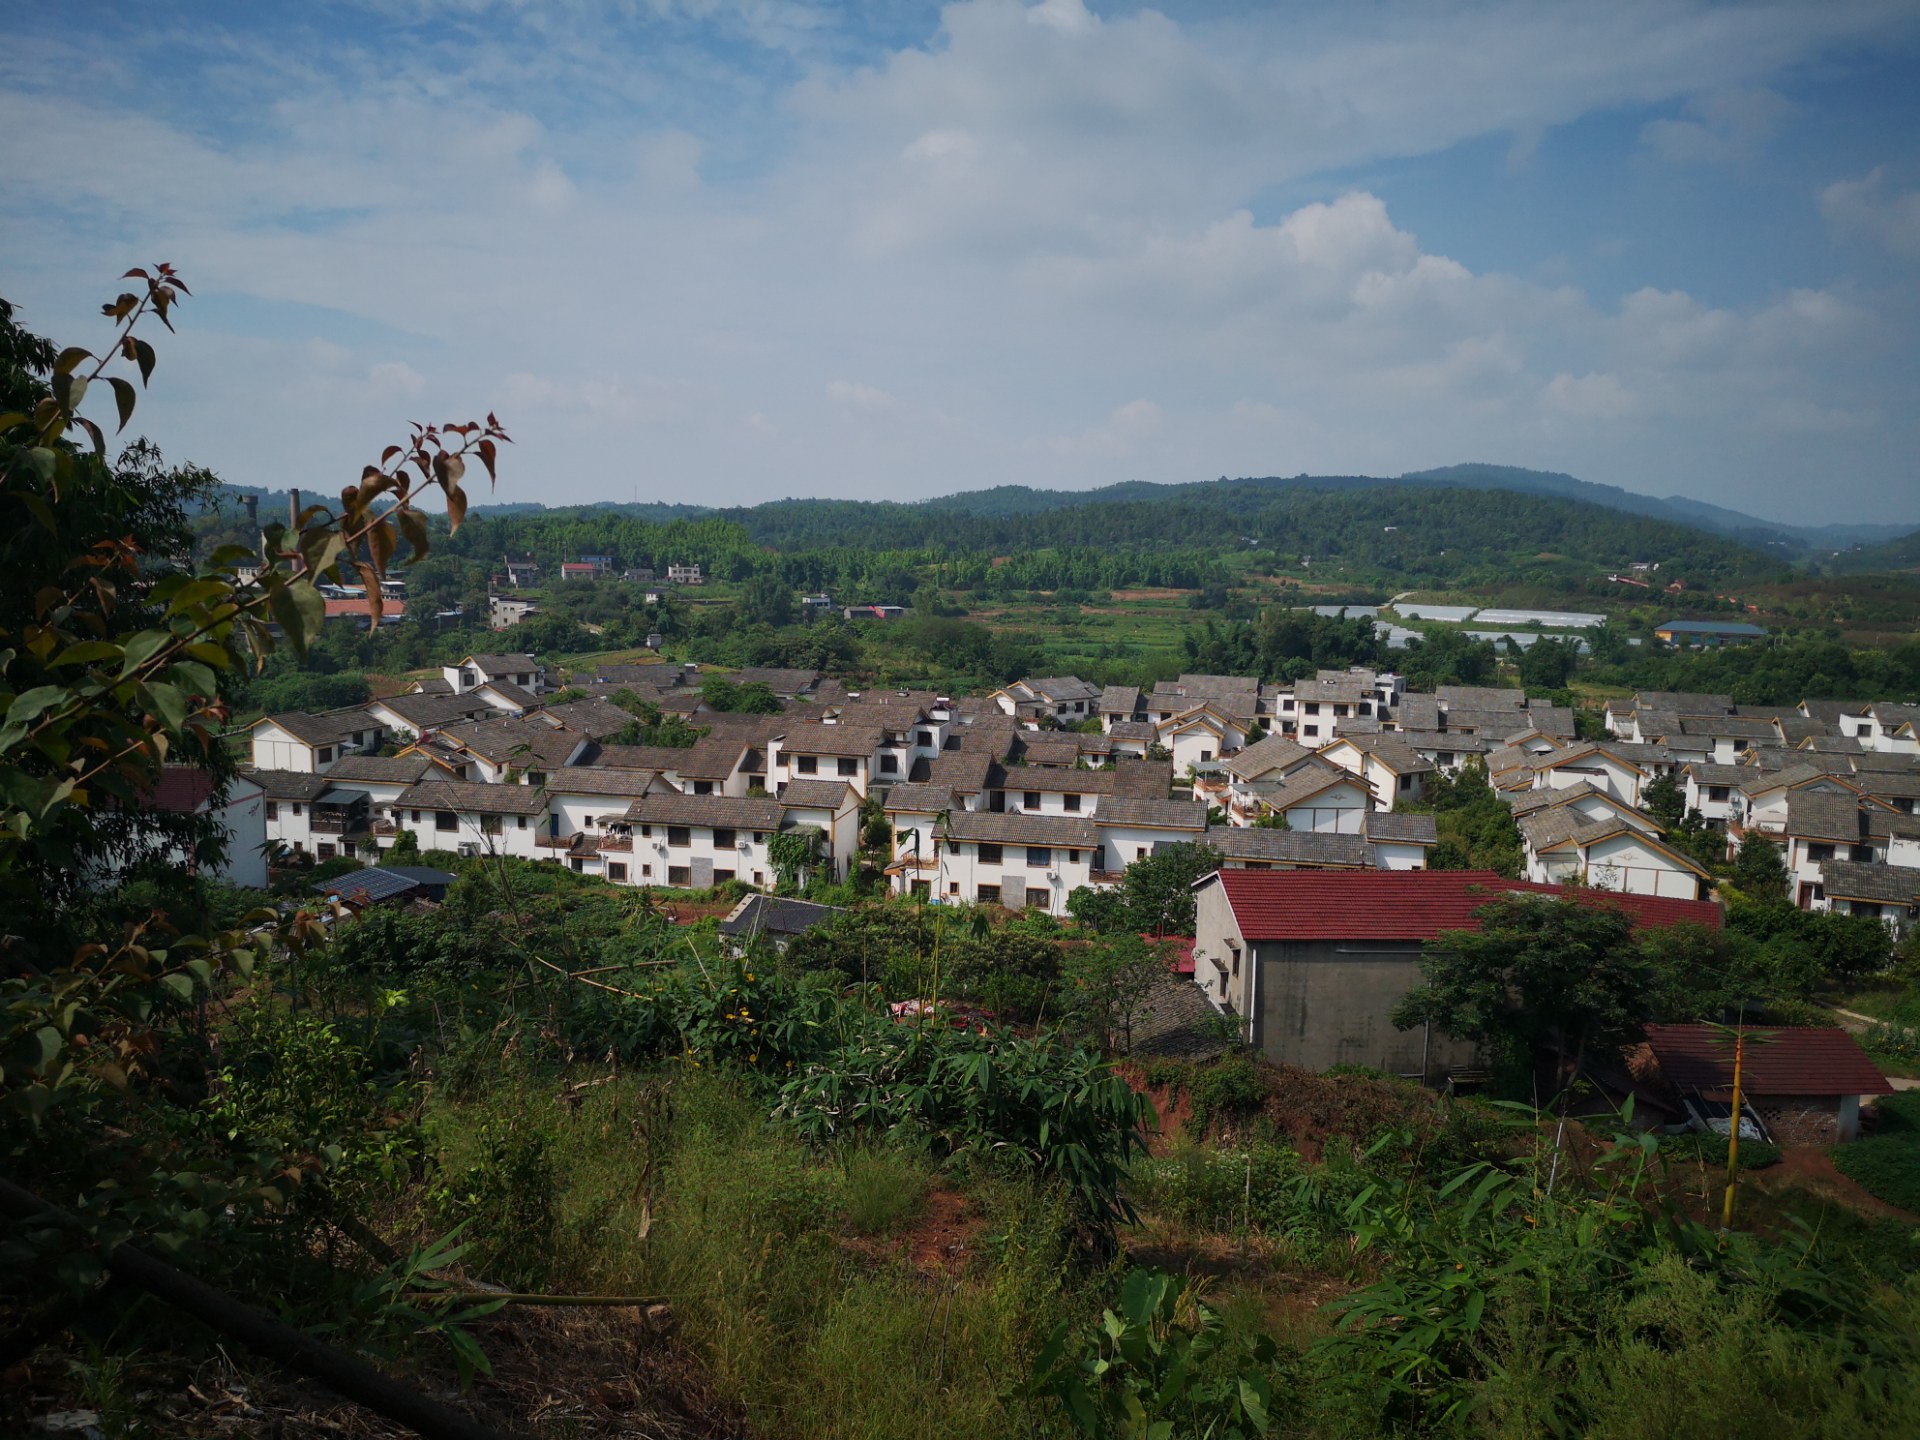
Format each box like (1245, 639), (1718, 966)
(1660, 1132), (1781, 1171)
(841, 1146), (930, 1236)
(1188, 1055), (1266, 1132)
(1834, 1135), (1920, 1212)
(429, 1116), (557, 1290)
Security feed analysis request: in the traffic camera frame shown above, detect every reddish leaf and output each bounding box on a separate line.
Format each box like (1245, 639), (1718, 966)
(477, 437), (498, 483)
(124, 268), (151, 281)
(54, 346), (93, 376)
(133, 337), (156, 386)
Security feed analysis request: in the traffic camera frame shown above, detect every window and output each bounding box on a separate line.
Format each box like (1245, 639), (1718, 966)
(714, 828), (738, 849)
(797, 755), (818, 774)
(411, 810), (422, 823)
(1027, 887), (1050, 909)
(916, 730), (932, 747)
(1852, 844), (1876, 862)
(667, 826), (691, 848)
(668, 866), (691, 886)
(1136, 847), (1147, 861)
(1063, 793), (1081, 812)
(1303, 725), (1318, 738)
(265, 800), (278, 820)
(713, 869), (735, 884)
(608, 863), (627, 883)
(1708, 786), (1731, 803)
(1306, 702), (1320, 715)
(1333, 704), (1348, 718)
(317, 746), (333, 764)
(481, 814), (502, 835)
(1398, 773), (1413, 791)
(570, 858), (584, 873)
(1027, 846), (1052, 867)
(517, 815), (527, 829)
(642, 864), (653, 878)
(837, 757), (858, 777)
(977, 884), (1001, 904)
(641, 824), (653, 838)
(948, 881), (960, 896)
(292, 803), (304, 817)
(1199, 750), (1213, 763)
(527, 771), (546, 785)
(977, 843), (1002, 865)
(880, 754), (899, 774)
(693, 780), (714, 795)
(436, 811), (457, 831)
(753, 831), (768, 843)
(317, 843), (335, 860)
(1807, 843), (1835, 862)
(1024, 792), (1041, 809)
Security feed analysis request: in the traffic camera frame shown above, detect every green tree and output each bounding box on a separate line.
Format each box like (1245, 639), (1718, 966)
(1393, 895), (1652, 1096)
(1117, 842), (1223, 937)
(1732, 832), (1788, 901)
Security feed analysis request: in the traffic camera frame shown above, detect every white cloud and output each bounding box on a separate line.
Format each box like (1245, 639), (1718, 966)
(826, 379), (896, 410)
(1822, 167), (1920, 262)
(1, 0), (1916, 520)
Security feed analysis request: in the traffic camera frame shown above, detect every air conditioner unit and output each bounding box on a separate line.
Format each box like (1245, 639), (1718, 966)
(457, 842), (479, 858)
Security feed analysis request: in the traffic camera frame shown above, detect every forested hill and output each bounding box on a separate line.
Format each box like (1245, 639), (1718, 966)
(918, 464), (1909, 551)
(1829, 527), (1920, 574)
(437, 481), (1777, 589)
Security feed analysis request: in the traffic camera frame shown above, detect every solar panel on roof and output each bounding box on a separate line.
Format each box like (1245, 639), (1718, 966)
(314, 867), (420, 904)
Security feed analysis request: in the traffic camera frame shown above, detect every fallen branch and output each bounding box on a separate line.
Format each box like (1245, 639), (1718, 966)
(0, 1176), (527, 1440)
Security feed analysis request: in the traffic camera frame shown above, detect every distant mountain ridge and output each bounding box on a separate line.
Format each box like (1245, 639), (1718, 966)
(203, 465), (1913, 557)
(916, 464), (1911, 552)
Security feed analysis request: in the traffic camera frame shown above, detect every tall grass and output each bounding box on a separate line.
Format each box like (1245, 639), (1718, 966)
(428, 1065), (1084, 1440)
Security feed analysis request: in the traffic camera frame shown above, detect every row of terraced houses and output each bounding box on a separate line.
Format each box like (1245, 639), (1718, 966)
(220, 657), (1920, 936)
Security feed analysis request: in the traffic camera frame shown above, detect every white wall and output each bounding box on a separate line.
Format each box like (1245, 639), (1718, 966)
(1580, 833), (1701, 899)
(252, 721), (319, 773)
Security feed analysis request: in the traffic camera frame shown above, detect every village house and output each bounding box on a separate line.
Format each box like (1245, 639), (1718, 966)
(1193, 869), (1720, 1079)
(488, 593), (540, 630)
(442, 652), (545, 696)
(621, 793), (788, 889)
(248, 708), (387, 774)
(390, 780), (550, 861)
(1633, 1024), (1891, 1144)
(144, 768), (269, 889)
(992, 676), (1102, 726)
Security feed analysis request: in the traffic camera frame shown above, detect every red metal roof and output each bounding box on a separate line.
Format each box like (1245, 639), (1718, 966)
(1142, 934), (1197, 976)
(325, 597), (407, 619)
(1643, 1024), (1892, 1099)
(146, 767), (217, 813)
(1211, 868), (1720, 942)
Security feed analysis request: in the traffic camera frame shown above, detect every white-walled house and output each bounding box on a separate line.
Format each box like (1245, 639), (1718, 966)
(1156, 704), (1251, 774)
(883, 782), (955, 899)
(391, 780), (550, 860)
(442, 652), (545, 696)
(364, 691), (499, 741)
(1091, 797), (1210, 877)
(1315, 736), (1433, 810)
(774, 779), (862, 881)
(929, 811), (1099, 915)
(1246, 768), (1375, 833)
(621, 793), (788, 890)
(993, 677), (1101, 726)
(147, 768), (270, 890)
(1523, 818), (1712, 900)
(252, 770), (334, 857)
(1527, 744), (1647, 806)
(249, 709), (386, 773)
(769, 723), (882, 798)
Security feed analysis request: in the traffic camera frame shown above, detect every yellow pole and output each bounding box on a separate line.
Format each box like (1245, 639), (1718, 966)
(1721, 1024), (1745, 1230)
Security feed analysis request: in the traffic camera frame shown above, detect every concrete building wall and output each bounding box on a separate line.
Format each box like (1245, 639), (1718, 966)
(1248, 938), (1480, 1080)
(252, 722), (319, 773)
(1580, 834), (1703, 900)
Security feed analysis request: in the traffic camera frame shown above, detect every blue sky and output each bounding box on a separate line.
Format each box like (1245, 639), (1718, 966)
(4, 0), (1919, 523)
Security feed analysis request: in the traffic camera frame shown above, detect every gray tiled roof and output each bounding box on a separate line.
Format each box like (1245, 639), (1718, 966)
(1208, 828), (1367, 867)
(246, 768), (335, 801)
(719, 894), (844, 938)
(1819, 860), (1920, 905)
(543, 766), (663, 797)
(396, 780), (549, 815)
(776, 779), (855, 811)
(945, 810), (1099, 847)
(883, 783), (954, 814)
(779, 722), (884, 758)
(1363, 811), (1439, 845)
(321, 754), (435, 785)
(624, 793), (789, 830)
(1095, 797), (1209, 831)
(1784, 791), (1865, 843)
